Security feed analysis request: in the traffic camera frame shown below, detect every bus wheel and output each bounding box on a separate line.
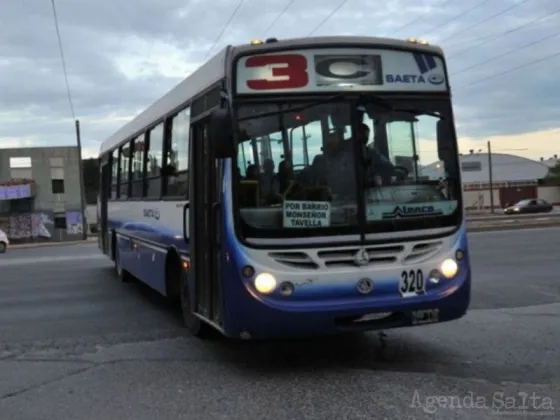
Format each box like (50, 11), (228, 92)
(179, 267), (213, 338)
(115, 247), (132, 283)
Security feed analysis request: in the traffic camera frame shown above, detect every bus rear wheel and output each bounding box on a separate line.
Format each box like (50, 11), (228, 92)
(115, 247), (132, 283)
(178, 267), (213, 339)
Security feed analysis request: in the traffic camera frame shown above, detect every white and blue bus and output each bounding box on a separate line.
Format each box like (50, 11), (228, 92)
(98, 35), (470, 339)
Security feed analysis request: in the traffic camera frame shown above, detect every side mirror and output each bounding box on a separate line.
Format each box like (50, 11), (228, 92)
(436, 119), (451, 140)
(209, 108), (235, 158)
(436, 119), (458, 177)
(436, 120), (453, 158)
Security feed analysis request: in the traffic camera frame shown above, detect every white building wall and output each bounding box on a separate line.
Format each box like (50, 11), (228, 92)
(537, 186), (560, 205)
(422, 152), (550, 184)
(463, 189), (500, 210)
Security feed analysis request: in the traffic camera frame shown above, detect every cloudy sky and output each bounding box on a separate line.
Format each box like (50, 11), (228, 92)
(1, 0), (559, 161)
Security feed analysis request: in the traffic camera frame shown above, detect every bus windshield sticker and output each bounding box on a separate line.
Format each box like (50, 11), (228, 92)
(283, 201), (331, 228)
(366, 200), (458, 221)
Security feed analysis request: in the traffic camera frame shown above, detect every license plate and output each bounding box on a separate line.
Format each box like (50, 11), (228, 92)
(411, 308), (440, 325)
(399, 269), (426, 297)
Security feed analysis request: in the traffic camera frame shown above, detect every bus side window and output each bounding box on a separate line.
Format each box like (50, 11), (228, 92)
(110, 149), (119, 199)
(146, 122), (164, 198)
(165, 107), (190, 198)
(130, 134), (146, 198)
(290, 120), (322, 173)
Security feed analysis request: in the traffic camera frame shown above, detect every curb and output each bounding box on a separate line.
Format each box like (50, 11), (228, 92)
(9, 238), (97, 250)
(5, 219), (559, 249)
(468, 213), (560, 222)
(467, 219), (560, 232)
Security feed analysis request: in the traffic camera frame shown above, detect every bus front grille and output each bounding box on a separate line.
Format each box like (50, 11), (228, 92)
(268, 240), (444, 270)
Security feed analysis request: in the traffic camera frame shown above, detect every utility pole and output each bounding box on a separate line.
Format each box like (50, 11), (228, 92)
(75, 119), (88, 240)
(487, 141), (494, 214)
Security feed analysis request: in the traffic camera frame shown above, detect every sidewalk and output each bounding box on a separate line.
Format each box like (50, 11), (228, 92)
(9, 237), (97, 250)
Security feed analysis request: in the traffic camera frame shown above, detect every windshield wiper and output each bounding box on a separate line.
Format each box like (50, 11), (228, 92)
(238, 93), (345, 121)
(392, 107), (443, 119)
(357, 93), (444, 120)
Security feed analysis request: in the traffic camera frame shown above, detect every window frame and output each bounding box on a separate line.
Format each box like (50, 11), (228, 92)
(129, 133), (147, 199)
(103, 79), (223, 203)
(118, 141), (132, 199)
(51, 179), (65, 194)
(163, 106), (191, 200)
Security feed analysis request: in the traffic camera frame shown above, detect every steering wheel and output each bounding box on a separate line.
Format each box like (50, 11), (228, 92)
(364, 165), (409, 188)
(393, 165), (409, 181)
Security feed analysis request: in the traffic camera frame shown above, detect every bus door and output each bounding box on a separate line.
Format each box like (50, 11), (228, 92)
(188, 118), (223, 326)
(99, 157), (111, 254)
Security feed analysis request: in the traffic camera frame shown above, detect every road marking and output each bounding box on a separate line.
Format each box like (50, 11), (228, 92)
(0, 255), (106, 266)
(468, 226), (560, 236)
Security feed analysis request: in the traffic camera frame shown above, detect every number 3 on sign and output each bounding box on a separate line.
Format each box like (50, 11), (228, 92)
(400, 269), (425, 296)
(245, 54), (309, 90)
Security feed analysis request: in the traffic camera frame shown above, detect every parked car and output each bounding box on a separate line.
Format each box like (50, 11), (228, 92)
(0, 228), (8, 253)
(504, 199), (553, 215)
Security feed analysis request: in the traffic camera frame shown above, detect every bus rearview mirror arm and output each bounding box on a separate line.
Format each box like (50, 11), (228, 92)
(182, 202), (189, 243)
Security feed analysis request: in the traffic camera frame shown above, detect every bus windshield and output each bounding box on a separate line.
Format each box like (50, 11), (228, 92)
(234, 97), (461, 239)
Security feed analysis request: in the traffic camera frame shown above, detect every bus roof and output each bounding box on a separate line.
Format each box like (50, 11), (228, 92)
(231, 35), (443, 57)
(99, 36), (443, 155)
(99, 46), (229, 155)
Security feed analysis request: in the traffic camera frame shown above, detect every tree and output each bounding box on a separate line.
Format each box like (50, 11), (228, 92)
(545, 162), (560, 178)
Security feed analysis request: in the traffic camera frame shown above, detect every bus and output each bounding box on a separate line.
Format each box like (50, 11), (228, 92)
(98, 35), (470, 339)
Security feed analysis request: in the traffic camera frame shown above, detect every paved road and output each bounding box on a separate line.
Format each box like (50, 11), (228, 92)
(1, 228), (559, 419)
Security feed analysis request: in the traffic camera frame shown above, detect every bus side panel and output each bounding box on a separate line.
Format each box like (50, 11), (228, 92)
(108, 200), (189, 296)
(117, 233), (168, 296)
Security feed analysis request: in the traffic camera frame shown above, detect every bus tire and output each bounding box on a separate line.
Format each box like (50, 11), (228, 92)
(111, 231), (117, 261)
(115, 245), (132, 283)
(178, 266), (213, 339)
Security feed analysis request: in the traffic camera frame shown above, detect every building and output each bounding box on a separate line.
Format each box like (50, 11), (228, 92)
(540, 155), (559, 168)
(0, 146), (85, 243)
(422, 151), (560, 211)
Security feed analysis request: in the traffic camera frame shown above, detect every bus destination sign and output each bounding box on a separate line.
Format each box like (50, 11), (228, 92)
(236, 48), (447, 94)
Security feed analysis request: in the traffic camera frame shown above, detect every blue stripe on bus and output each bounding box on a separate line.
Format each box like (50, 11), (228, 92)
(413, 53), (428, 74)
(108, 217), (189, 253)
(424, 54), (436, 70)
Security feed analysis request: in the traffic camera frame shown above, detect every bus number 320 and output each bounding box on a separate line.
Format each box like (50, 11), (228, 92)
(400, 269), (425, 295)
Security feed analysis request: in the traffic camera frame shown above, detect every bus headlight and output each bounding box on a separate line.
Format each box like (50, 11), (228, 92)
(254, 273), (277, 294)
(440, 258), (458, 279)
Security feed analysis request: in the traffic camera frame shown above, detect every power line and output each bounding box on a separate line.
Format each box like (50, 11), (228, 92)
(452, 30), (560, 77)
(50, 0), (75, 120)
(454, 49), (560, 89)
(264, 0), (297, 37)
(308, 0), (348, 36)
(438, 0), (531, 43)
(447, 7), (560, 59)
(204, 0), (245, 60)
(420, 0), (493, 38)
(391, 0), (457, 35)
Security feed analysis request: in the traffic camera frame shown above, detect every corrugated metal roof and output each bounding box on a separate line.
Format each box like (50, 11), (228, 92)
(422, 152), (550, 183)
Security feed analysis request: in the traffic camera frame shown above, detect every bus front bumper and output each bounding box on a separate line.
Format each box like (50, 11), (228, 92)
(221, 271), (471, 340)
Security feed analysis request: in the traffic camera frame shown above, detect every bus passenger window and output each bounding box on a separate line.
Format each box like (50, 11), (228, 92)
(166, 108), (190, 198)
(119, 142), (131, 198)
(146, 122), (164, 198)
(111, 149), (119, 199)
(130, 134), (145, 198)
